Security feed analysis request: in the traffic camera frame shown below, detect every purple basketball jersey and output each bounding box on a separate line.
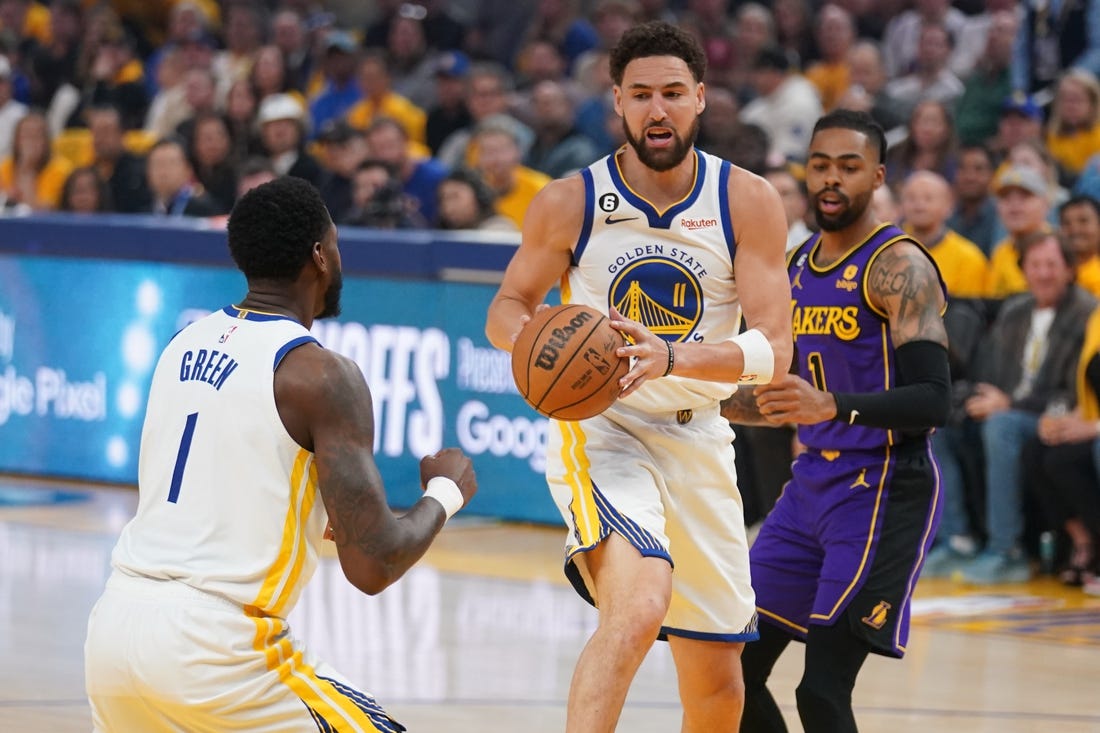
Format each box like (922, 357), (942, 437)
(787, 223), (945, 451)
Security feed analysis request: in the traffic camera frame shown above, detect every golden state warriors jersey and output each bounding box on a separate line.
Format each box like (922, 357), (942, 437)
(567, 148), (741, 412)
(112, 306), (328, 617)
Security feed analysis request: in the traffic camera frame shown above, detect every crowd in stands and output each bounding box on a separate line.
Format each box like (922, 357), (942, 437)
(5, 0), (1100, 590)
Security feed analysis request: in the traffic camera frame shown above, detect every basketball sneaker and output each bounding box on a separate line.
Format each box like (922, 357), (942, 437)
(960, 550), (1032, 585)
(921, 542), (976, 579)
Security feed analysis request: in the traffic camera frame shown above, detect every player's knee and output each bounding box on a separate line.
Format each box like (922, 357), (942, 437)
(794, 676), (854, 732)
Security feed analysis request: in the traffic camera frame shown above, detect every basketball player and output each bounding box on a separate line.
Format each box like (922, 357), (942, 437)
(485, 22), (793, 732)
(84, 176), (477, 731)
(722, 110), (951, 733)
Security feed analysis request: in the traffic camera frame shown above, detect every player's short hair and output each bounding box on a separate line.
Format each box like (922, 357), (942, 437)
(811, 109), (887, 165)
(609, 21), (706, 86)
(227, 176), (332, 282)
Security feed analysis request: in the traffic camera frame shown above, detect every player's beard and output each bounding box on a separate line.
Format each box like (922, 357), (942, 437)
(623, 117), (700, 172)
(318, 268), (343, 319)
(811, 187), (872, 232)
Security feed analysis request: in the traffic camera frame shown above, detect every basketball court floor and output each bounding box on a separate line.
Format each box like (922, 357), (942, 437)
(2, 476), (1099, 732)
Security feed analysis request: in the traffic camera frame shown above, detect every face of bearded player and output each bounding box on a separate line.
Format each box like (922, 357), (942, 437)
(616, 55), (704, 173)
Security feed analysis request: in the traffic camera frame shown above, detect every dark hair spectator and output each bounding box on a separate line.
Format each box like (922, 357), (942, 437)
(59, 165), (113, 213)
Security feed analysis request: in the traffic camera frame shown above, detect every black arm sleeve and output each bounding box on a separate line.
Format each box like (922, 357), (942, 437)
(831, 340), (951, 430)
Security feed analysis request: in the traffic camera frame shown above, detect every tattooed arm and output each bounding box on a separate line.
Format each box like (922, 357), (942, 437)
(866, 240), (948, 348)
(721, 387), (771, 425)
(275, 344), (477, 595)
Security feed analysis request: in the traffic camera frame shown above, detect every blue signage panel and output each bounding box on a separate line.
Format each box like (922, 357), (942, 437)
(0, 254), (560, 524)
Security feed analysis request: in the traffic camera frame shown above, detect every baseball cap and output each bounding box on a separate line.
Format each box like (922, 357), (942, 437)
(994, 165), (1048, 198)
(257, 93), (306, 126)
(324, 29), (358, 54)
(435, 51), (470, 78)
(1001, 91), (1042, 121)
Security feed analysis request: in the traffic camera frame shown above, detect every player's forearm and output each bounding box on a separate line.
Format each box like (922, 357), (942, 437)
(336, 501), (446, 595)
(485, 295), (531, 352)
(669, 331), (789, 385)
(830, 341), (951, 430)
(721, 387), (771, 426)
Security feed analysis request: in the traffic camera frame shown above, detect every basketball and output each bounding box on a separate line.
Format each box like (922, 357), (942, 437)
(511, 304), (629, 421)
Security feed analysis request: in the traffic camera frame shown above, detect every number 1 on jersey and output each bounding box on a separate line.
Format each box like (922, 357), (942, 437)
(807, 352), (828, 391)
(168, 412), (198, 503)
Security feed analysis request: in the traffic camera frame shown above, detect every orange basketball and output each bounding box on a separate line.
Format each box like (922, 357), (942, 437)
(511, 304), (629, 421)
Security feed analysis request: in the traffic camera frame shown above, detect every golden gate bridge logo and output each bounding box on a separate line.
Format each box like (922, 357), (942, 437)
(610, 258), (702, 342)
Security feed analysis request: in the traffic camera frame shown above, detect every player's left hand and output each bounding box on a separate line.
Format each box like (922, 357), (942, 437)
(608, 305), (666, 398)
(754, 374), (838, 426)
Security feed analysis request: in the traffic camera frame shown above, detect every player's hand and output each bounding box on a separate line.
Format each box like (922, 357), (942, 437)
(420, 448), (478, 506)
(510, 303), (552, 343)
(754, 374), (838, 425)
(607, 305), (666, 398)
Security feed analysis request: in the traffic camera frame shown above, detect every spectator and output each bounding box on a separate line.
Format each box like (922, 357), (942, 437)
(804, 4), (856, 112)
(949, 0), (1018, 81)
(0, 55), (27, 160)
(341, 158), (427, 229)
(871, 180), (902, 224)
(511, 38), (587, 120)
(725, 3), (778, 100)
(223, 78), (262, 163)
(436, 167), (517, 231)
(307, 30), (361, 135)
(270, 8), (313, 95)
(316, 120), (369, 223)
(383, 9), (442, 111)
(25, 0), (82, 108)
(740, 44), (823, 163)
(256, 92), (323, 186)
(523, 79), (599, 178)
(471, 115), (551, 229)
(141, 1), (211, 97)
(772, 0), (817, 69)
(1009, 138), (1071, 217)
(1059, 195), (1100, 298)
(365, 115), (448, 224)
(960, 232), (1096, 584)
(987, 165), (1053, 299)
(234, 155), (276, 199)
(79, 24), (149, 131)
(1025, 305), (1100, 588)
(519, 0), (599, 72)
(677, 0), (738, 87)
(87, 104), (151, 213)
(1013, 0), (1100, 94)
(425, 51), (472, 156)
(172, 68), (220, 149)
(947, 143), (1006, 256)
(883, 23), (964, 121)
(900, 170), (990, 299)
(834, 40), (906, 133)
(363, 0), (467, 53)
(187, 112), (236, 214)
(990, 92), (1045, 161)
(346, 50), (427, 145)
(436, 62), (534, 169)
(249, 45), (297, 104)
(59, 164), (112, 213)
(211, 1), (266, 99)
(954, 8), (1018, 147)
(880, 0), (968, 79)
(1045, 68), (1100, 181)
(143, 47), (188, 142)
(144, 137), (221, 217)
(885, 99), (959, 187)
(764, 164), (812, 252)
(0, 110), (72, 211)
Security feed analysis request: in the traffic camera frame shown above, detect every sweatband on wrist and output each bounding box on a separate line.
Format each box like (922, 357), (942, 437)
(733, 328), (775, 384)
(424, 476), (463, 519)
(831, 340), (951, 429)
(663, 340), (675, 377)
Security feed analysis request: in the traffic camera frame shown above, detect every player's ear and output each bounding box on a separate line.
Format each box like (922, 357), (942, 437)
(612, 85), (623, 116)
(696, 81), (706, 114)
(873, 163), (886, 189)
(311, 241), (326, 273)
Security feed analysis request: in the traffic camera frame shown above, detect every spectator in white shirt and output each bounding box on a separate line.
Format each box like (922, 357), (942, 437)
(740, 45), (823, 163)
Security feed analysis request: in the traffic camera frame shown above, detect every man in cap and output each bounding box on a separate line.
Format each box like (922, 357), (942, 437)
(992, 92), (1044, 159)
(426, 50), (472, 154)
(258, 92), (323, 186)
(987, 164), (1052, 299)
(309, 29), (361, 135)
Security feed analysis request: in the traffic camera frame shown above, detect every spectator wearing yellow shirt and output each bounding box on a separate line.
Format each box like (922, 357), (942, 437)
(471, 115), (551, 230)
(1046, 69), (1100, 180)
(987, 165), (1052, 299)
(345, 51), (426, 145)
(900, 170), (989, 299)
(1060, 195), (1100, 298)
(0, 111), (72, 211)
(804, 4), (855, 112)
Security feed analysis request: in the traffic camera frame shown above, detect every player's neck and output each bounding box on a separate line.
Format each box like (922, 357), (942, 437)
(617, 147), (697, 208)
(817, 213), (884, 258)
(238, 289), (311, 327)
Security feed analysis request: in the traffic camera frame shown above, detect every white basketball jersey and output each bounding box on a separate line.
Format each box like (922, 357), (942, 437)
(567, 148), (741, 412)
(112, 306), (329, 617)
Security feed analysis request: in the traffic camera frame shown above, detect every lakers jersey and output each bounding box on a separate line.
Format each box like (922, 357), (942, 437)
(112, 306), (328, 618)
(567, 148), (741, 413)
(787, 223), (947, 451)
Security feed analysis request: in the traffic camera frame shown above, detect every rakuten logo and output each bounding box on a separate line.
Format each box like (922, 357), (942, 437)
(681, 217), (717, 231)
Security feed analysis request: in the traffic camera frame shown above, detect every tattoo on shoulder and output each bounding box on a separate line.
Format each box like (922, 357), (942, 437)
(721, 387), (768, 426)
(868, 245), (948, 347)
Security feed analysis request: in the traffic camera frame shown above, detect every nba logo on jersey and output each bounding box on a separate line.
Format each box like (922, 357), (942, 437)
(219, 326), (238, 344)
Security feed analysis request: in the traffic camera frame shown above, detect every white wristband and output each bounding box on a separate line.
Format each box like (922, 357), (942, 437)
(732, 328), (775, 384)
(424, 476), (464, 520)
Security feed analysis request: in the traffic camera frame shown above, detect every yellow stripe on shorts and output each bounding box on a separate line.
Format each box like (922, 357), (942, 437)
(559, 419), (601, 546)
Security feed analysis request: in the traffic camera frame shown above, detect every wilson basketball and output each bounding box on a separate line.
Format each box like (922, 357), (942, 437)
(511, 304), (628, 421)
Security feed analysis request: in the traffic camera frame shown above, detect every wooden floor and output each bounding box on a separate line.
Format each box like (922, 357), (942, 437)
(2, 477), (1099, 732)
